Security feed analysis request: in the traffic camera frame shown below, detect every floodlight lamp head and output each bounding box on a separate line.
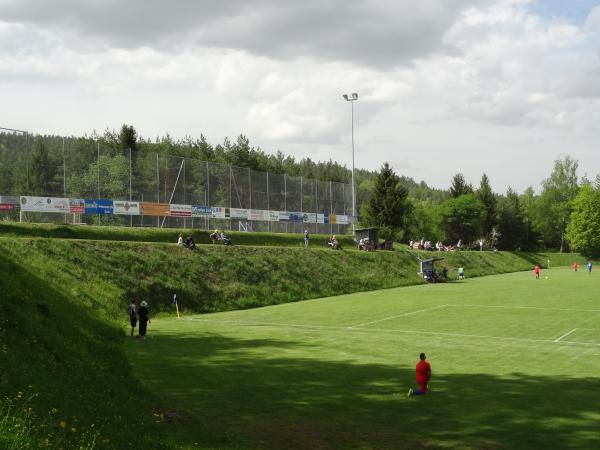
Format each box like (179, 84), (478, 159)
(342, 94), (349, 100)
(352, 93), (358, 100)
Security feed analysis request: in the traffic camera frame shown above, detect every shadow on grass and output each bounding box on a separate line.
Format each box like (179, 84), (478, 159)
(0, 252), (168, 449)
(130, 332), (600, 450)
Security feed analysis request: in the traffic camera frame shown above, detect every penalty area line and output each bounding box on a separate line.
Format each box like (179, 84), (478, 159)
(347, 304), (448, 329)
(187, 318), (600, 348)
(554, 328), (578, 343)
(450, 304), (600, 313)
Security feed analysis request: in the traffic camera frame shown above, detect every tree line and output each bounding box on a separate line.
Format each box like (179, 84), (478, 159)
(364, 157), (600, 256)
(1, 124), (599, 255)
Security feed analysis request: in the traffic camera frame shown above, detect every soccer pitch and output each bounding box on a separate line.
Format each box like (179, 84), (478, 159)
(128, 267), (600, 450)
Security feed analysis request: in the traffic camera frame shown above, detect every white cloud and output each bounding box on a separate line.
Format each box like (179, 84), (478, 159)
(1, 0), (600, 192)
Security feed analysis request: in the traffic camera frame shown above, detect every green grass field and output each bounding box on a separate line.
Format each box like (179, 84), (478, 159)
(128, 267), (600, 450)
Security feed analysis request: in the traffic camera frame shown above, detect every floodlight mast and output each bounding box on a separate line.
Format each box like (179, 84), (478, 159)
(342, 93), (358, 231)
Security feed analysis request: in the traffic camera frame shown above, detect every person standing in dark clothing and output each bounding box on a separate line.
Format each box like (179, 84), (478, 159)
(138, 301), (150, 338)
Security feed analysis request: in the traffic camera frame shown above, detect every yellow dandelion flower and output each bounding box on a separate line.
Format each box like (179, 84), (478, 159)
(59, 420), (66, 428)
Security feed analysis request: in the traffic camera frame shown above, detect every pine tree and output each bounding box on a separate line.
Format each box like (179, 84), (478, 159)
(119, 124), (138, 152)
(449, 173), (473, 198)
(365, 163), (411, 231)
(477, 173), (496, 235)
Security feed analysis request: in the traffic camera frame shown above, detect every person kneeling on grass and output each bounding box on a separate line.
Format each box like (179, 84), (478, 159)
(408, 353), (431, 396)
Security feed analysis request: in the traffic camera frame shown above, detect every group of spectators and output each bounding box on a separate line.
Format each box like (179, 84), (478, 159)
(209, 229), (232, 245)
(409, 238), (462, 252)
(177, 230), (233, 249)
(177, 233), (197, 250)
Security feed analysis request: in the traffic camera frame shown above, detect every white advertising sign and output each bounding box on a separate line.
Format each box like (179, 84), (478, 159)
(268, 210), (280, 222)
(113, 200), (140, 215)
(20, 196), (69, 213)
(230, 208), (250, 219)
(250, 209), (266, 221)
(302, 212), (317, 223)
(336, 215), (349, 225)
(171, 204), (192, 217)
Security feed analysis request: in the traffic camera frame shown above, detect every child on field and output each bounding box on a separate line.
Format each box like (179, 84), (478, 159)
(534, 264), (540, 279)
(408, 353), (432, 396)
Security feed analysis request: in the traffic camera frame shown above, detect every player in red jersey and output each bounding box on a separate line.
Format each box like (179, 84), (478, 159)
(534, 264), (540, 279)
(408, 353), (431, 396)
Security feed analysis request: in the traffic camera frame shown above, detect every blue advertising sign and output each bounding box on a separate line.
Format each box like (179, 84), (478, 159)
(84, 199), (114, 215)
(191, 205), (212, 217)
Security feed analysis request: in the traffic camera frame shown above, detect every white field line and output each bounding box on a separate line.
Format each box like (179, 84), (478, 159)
(554, 328), (578, 343)
(187, 318), (600, 348)
(347, 305), (448, 329)
(448, 304), (600, 313)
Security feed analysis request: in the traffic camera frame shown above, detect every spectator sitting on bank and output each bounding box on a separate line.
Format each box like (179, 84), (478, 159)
(328, 235), (341, 250)
(384, 239), (394, 250)
(220, 232), (232, 245)
(359, 238), (375, 251)
(409, 240), (414, 249)
(210, 229), (221, 244)
(177, 233), (184, 246)
(183, 234), (196, 250)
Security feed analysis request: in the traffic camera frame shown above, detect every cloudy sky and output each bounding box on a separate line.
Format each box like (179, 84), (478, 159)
(1, 0), (599, 192)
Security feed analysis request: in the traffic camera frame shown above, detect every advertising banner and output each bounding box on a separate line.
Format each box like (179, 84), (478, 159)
(84, 199), (113, 215)
(170, 204), (192, 217)
(278, 211), (291, 221)
(211, 207), (227, 219)
(191, 205), (211, 217)
(317, 214), (325, 224)
(302, 212), (317, 223)
(288, 212), (304, 222)
(0, 195), (19, 205)
(329, 213), (337, 224)
(139, 202), (169, 216)
(0, 196), (19, 211)
(336, 215), (349, 225)
(250, 209), (268, 221)
(69, 199), (85, 214)
(268, 210), (280, 222)
(20, 196), (69, 213)
(113, 201), (140, 215)
(230, 208), (250, 220)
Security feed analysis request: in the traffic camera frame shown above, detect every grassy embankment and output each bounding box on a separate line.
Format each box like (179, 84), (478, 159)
(0, 222), (356, 248)
(0, 225), (585, 449)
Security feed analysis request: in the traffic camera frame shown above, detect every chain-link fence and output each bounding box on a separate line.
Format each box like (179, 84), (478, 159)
(0, 134), (353, 234)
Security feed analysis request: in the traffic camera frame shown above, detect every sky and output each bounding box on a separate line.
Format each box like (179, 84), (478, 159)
(1, 0), (599, 193)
